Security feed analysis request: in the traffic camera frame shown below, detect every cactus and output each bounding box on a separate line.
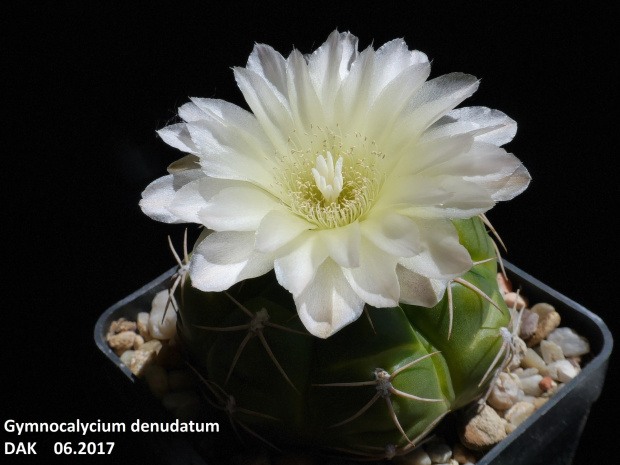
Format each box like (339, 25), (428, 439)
(139, 30), (530, 460)
(172, 216), (510, 459)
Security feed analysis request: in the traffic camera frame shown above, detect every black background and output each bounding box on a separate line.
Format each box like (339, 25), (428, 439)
(4, 1), (618, 463)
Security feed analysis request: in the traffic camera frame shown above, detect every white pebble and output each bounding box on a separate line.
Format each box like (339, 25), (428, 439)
(533, 397), (549, 409)
(521, 348), (547, 373)
(507, 336), (527, 371)
(129, 349), (156, 377)
(520, 374), (543, 397)
(460, 405), (507, 450)
(547, 327), (590, 357)
(545, 360), (579, 383)
(395, 447), (431, 465)
(137, 312), (151, 341)
(515, 367), (539, 378)
(519, 309), (539, 340)
(108, 331), (136, 355)
(531, 302), (555, 318)
(149, 290), (178, 340)
(426, 442), (452, 463)
(133, 334), (145, 350)
(505, 401), (535, 427)
(119, 349), (134, 366)
(520, 395), (537, 405)
(488, 373), (522, 410)
(540, 340), (565, 364)
(504, 292), (528, 310)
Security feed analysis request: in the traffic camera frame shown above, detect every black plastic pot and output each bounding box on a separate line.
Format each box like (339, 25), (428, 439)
(95, 261), (612, 465)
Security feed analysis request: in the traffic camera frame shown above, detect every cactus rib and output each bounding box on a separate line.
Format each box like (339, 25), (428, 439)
(194, 294), (303, 393)
(317, 351), (444, 444)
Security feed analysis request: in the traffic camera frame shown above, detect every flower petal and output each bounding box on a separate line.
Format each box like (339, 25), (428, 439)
(286, 50), (324, 129)
(157, 123), (199, 154)
(274, 231), (329, 296)
(318, 221), (361, 268)
(398, 219), (472, 280)
(198, 184), (283, 231)
(184, 117), (278, 194)
(366, 61), (431, 143)
(165, 177), (252, 224)
(425, 106), (517, 147)
(255, 210), (317, 253)
(139, 170), (203, 223)
(482, 164), (531, 201)
(334, 46), (375, 129)
(423, 142), (521, 180)
(388, 73), (480, 154)
(368, 39), (429, 105)
(307, 30), (358, 122)
(361, 211), (421, 257)
(397, 265), (447, 307)
(294, 258), (364, 338)
(246, 44), (288, 98)
(190, 230), (274, 292)
(234, 67), (293, 154)
(427, 177), (496, 218)
(342, 240), (400, 308)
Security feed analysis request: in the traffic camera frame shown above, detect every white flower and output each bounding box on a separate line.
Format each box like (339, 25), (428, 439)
(140, 31), (530, 338)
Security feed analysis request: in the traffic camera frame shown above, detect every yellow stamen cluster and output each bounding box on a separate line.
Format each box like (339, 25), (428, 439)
(274, 126), (385, 229)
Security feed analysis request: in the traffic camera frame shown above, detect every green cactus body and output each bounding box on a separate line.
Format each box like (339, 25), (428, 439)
(175, 216), (509, 456)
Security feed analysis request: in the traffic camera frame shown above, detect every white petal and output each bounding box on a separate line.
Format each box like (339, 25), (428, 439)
(483, 164), (531, 201)
(398, 219), (472, 280)
(246, 44), (288, 97)
(185, 118), (278, 194)
(401, 178), (495, 219)
(307, 30), (358, 122)
(274, 231), (329, 296)
(342, 240), (400, 308)
(190, 231), (274, 291)
(286, 50), (324, 128)
(389, 73), (480, 153)
(361, 211), (421, 257)
(334, 46), (375, 129)
(165, 176), (241, 223)
(178, 101), (208, 122)
(234, 67), (293, 154)
(366, 61), (431, 143)
(255, 210), (316, 253)
(389, 133), (475, 179)
(427, 106), (517, 147)
(423, 142), (521, 180)
(397, 265), (447, 307)
(190, 98), (271, 146)
(167, 179), (207, 223)
(139, 170), (203, 223)
(199, 184), (283, 231)
(318, 221), (361, 268)
(157, 124), (199, 154)
(368, 39), (429, 105)
(294, 259), (364, 338)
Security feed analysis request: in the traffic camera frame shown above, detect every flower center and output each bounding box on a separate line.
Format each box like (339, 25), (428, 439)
(311, 151), (343, 204)
(274, 126), (385, 229)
